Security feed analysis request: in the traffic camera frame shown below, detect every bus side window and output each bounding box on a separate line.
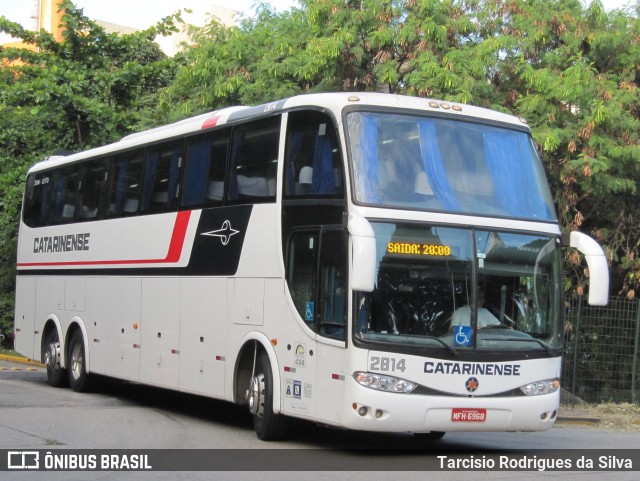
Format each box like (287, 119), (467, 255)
(142, 141), (183, 213)
(287, 232), (319, 329)
(227, 116), (280, 202)
(48, 166), (80, 224)
(181, 129), (229, 208)
(108, 150), (144, 216)
(284, 111), (343, 198)
(78, 161), (108, 220)
(24, 172), (50, 227)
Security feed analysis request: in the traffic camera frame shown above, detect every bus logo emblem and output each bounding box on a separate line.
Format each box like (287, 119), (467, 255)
(465, 377), (479, 393)
(201, 220), (240, 246)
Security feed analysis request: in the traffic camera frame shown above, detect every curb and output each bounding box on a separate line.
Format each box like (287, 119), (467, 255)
(556, 410), (601, 425)
(556, 416), (601, 425)
(0, 354), (44, 367)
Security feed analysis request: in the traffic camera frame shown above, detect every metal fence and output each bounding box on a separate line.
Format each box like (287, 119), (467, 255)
(562, 296), (640, 405)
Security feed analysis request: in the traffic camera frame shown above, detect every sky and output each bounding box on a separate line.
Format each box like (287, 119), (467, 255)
(0, 0), (636, 43)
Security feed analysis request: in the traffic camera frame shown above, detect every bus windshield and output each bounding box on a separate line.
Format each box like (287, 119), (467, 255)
(346, 111), (556, 221)
(355, 223), (563, 354)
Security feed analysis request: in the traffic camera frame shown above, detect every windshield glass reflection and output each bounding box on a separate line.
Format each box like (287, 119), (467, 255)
(347, 112), (556, 221)
(355, 223), (563, 354)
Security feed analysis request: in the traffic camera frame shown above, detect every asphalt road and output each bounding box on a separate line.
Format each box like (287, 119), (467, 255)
(1, 359), (639, 480)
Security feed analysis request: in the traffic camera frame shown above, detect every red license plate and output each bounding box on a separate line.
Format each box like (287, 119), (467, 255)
(451, 408), (487, 422)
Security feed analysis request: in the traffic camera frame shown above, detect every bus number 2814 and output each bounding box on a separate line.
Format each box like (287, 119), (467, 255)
(369, 356), (406, 373)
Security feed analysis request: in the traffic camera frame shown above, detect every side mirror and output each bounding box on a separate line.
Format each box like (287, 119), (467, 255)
(348, 212), (376, 292)
(563, 231), (609, 306)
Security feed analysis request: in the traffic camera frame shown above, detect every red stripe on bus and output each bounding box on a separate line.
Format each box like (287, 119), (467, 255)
(17, 211), (192, 268)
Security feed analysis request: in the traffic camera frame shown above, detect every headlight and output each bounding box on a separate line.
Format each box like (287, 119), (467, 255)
(519, 378), (560, 396)
(353, 371), (417, 393)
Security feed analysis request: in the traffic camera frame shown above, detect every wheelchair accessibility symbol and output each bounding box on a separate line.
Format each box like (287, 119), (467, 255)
(305, 302), (315, 322)
(454, 325), (473, 347)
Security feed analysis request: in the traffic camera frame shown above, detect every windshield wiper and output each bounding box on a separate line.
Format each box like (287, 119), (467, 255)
(425, 336), (459, 356)
(482, 337), (557, 356)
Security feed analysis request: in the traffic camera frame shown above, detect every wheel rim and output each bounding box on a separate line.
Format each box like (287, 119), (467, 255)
(45, 339), (60, 371)
(248, 373), (265, 417)
(70, 341), (83, 381)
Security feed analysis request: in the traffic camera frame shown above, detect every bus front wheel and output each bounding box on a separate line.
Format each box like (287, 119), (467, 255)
(248, 351), (287, 441)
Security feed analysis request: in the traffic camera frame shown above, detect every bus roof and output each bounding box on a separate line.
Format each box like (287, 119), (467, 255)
(28, 92), (529, 173)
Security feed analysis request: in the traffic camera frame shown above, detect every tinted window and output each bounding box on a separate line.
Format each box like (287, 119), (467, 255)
(78, 161), (108, 220)
(107, 150), (144, 216)
(49, 166), (80, 224)
(181, 130), (230, 208)
(142, 141), (183, 213)
(227, 116), (280, 202)
(284, 111), (343, 198)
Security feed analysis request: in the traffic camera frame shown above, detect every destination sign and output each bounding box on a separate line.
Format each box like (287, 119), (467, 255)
(387, 242), (452, 257)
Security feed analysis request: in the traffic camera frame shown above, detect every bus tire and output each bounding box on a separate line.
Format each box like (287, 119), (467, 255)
(249, 351), (287, 441)
(42, 327), (67, 388)
(67, 330), (91, 392)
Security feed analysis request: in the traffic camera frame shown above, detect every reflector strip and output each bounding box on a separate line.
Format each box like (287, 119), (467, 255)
(284, 366), (296, 373)
(332, 374), (345, 381)
(215, 356), (225, 361)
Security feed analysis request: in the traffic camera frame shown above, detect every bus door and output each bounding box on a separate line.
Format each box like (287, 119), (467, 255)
(315, 228), (349, 422)
(285, 227), (347, 420)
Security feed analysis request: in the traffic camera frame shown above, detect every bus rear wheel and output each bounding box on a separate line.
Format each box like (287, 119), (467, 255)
(42, 328), (67, 387)
(67, 330), (91, 392)
(248, 351), (287, 441)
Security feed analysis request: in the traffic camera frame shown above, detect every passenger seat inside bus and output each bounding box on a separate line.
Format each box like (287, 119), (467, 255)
(237, 175), (269, 198)
(123, 198), (138, 213)
(62, 204), (75, 220)
(297, 166), (313, 194)
(206, 181), (224, 201)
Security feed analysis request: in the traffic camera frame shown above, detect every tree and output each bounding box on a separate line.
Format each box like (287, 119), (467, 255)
(161, 0), (639, 297)
(0, 1), (180, 346)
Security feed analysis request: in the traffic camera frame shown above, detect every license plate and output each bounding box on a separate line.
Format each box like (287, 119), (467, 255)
(451, 408), (487, 422)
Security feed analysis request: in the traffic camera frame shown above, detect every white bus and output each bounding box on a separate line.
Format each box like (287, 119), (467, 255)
(14, 93), (608, 440)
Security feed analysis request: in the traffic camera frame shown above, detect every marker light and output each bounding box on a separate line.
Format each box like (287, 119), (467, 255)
(353, 372), (417, 393)
(519, 379), (560, 396)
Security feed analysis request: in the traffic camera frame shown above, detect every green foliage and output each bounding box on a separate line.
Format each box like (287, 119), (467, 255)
(159, 0), (639, 297)
(0, 1), (179, 346)
(1, 0), (639, 345)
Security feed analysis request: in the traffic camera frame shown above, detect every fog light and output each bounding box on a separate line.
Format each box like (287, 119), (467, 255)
(358, 406), (368, 417)
(375, 410), (383, 419)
